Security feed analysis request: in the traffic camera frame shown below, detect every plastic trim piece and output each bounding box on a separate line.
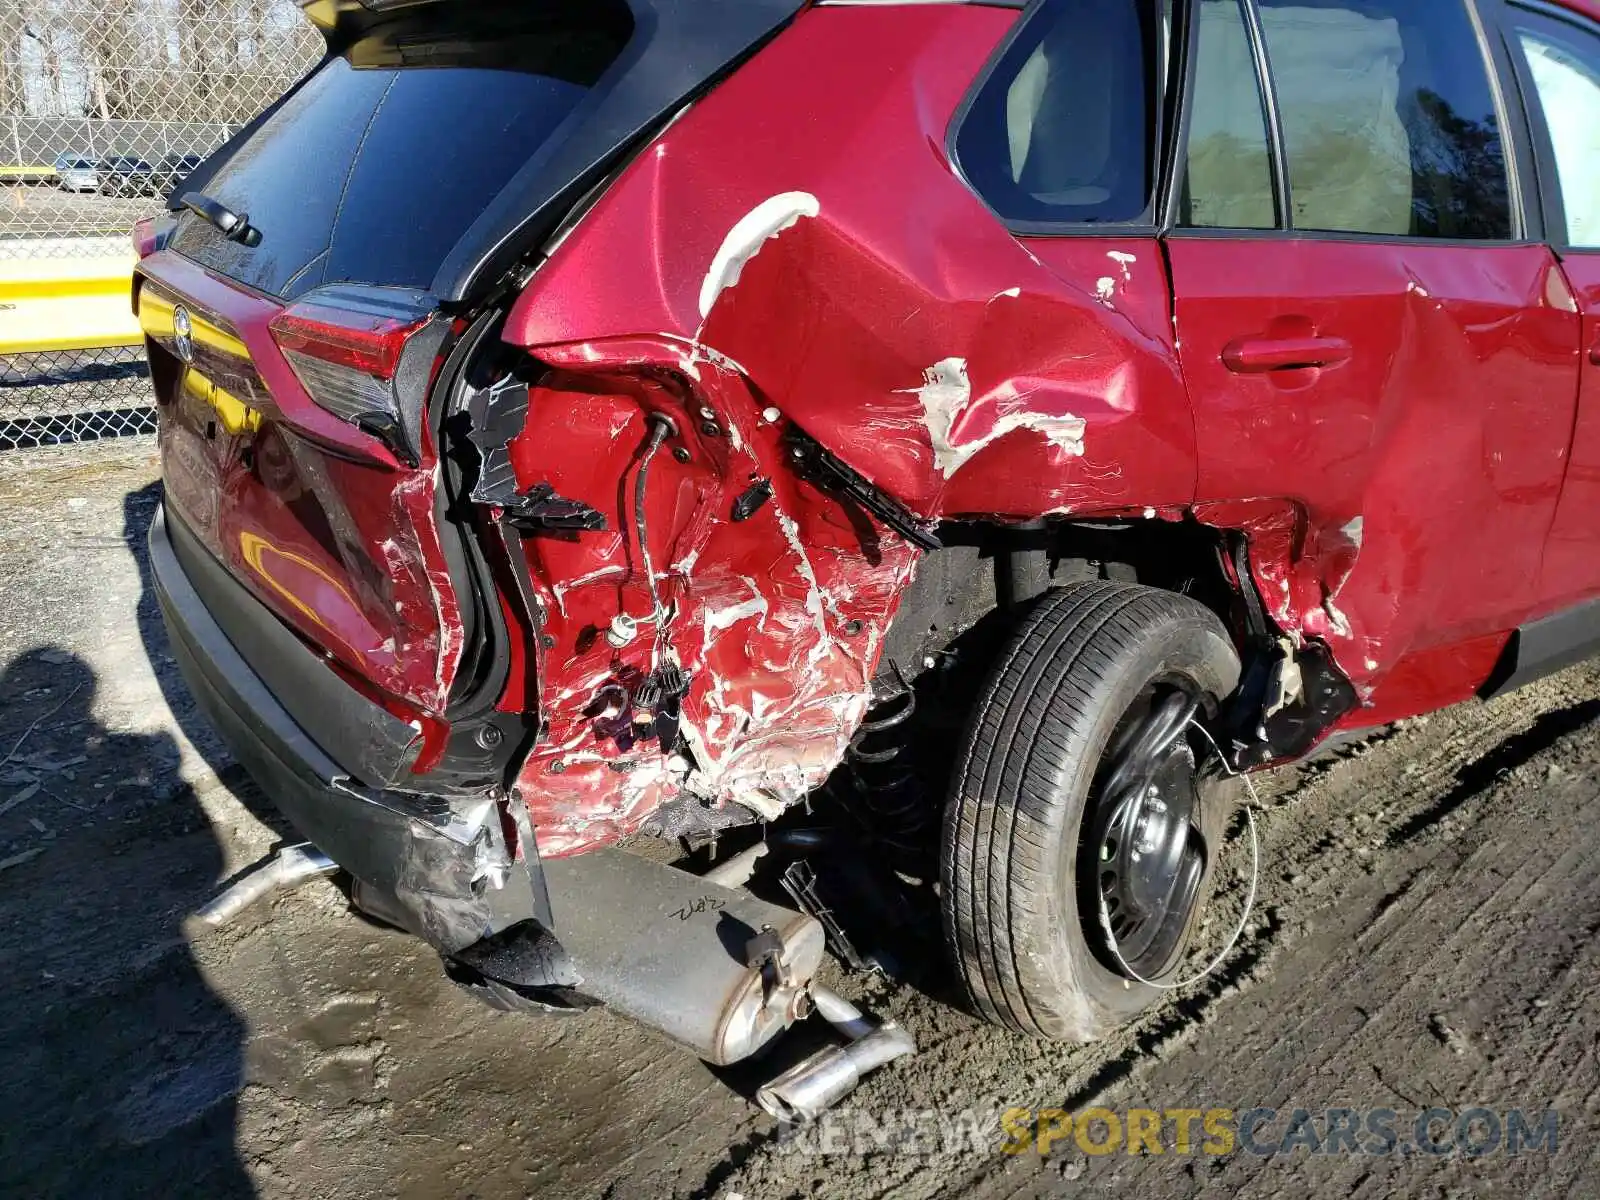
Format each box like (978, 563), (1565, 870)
(1479, 597), (1600, 698)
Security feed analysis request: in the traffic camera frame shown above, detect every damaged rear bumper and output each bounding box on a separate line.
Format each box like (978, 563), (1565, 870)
(149, 503), (548, 952)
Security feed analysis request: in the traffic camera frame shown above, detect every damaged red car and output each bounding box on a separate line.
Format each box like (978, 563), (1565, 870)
(135, 0), (1600, 1116)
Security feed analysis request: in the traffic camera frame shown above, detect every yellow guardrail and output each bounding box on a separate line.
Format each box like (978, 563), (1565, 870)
(0, 165), (57, 184)
(0, 254), (141, 355)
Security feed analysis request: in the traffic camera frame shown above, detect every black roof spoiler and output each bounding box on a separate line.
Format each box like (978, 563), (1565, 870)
(173, 0), (808, 306)
(430, 0), (808, 304)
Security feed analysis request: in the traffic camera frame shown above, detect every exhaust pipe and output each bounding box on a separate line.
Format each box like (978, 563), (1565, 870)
(195, 842), (338, 928)
(756, 984), (916, 1122)
(206, 840), (910, 1111)
(701, 840), (770, 889)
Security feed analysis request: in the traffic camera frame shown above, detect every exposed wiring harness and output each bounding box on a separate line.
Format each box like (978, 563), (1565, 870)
(635, 413), (674, 661)
(606, 413), (679, 659)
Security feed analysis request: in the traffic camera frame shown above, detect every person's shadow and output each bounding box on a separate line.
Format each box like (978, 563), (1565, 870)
(0, 644), (253, 1198)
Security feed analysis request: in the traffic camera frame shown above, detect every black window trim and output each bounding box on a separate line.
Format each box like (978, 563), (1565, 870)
(944, 0), (1180, 238)
(948, 0), (1542, 246)
(1240, 0), (1292, 229)
(1160, 0), (1542, 246)
(1498, 0), (1600, 253)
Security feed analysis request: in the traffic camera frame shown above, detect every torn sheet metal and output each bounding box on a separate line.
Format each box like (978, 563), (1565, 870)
(496, 336), (919, 855)
(488, 4), (1204, 851)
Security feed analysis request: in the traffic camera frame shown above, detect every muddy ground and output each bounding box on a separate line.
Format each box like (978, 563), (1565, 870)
(1, 439), (1596, 1199)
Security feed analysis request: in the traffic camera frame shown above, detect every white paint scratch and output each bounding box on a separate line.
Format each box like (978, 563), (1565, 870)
(1095, 276), (1117, 307)
(904, 358), (1087, 478)
(775, 508), (835, 675)
(702, 580), (769, 642)
(698, 191), (820, 318)
(1341, 516), (1365, 550)
(1324, 598), (1353, 639)
(1107, 250), (1136, 282)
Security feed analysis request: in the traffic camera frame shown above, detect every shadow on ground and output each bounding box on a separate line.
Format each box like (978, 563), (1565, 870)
(0, 642), (253, 1198)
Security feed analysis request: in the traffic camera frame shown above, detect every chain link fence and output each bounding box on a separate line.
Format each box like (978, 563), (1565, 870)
(1, 0), (321, 449)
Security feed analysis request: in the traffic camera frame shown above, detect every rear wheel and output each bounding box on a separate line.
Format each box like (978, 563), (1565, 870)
(940, 582), (1241, 1040)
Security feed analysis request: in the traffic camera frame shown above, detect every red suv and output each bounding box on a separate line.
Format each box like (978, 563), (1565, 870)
(137, 0), (1600, 1073)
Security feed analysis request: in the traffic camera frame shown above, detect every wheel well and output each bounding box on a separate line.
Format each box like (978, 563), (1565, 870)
(877, 516), (1244, 688)
(876, 515), (1358, 767)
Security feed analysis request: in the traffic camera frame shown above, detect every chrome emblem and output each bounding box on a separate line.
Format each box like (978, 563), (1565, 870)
(172, 305), (194, 364)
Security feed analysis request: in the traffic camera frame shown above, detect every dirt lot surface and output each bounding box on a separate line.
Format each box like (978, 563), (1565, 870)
(2, 439), (1596, 1199)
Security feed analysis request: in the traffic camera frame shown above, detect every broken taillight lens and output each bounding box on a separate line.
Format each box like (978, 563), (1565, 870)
(268, 286), (436, 452)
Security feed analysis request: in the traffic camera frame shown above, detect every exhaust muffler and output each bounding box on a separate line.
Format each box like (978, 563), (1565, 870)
(538, 848), (826, 1065)
(198, 842), (914, 1115)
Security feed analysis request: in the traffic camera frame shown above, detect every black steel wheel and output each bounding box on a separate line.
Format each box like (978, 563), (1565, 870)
(1082, 684), (1209, 979)
(941, 582), (1240, 1040)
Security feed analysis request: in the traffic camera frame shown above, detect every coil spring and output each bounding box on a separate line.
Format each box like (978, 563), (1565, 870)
(844, 677), (931, 862)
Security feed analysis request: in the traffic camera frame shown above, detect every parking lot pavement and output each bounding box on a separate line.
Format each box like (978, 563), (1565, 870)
(1, 439), (1596, 1199)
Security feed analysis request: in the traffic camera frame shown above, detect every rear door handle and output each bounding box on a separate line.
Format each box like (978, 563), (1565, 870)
(1590, 331), (1600, 367)
(1222, 335), (1353, 374)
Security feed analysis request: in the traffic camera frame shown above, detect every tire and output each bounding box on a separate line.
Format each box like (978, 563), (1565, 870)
(940, 581), (1241, 1040)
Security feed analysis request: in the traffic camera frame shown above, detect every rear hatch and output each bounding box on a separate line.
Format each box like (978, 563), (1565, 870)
(137, 0), (804, 792)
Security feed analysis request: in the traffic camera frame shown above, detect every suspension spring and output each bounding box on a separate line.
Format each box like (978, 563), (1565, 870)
(843, 680), (930, 864)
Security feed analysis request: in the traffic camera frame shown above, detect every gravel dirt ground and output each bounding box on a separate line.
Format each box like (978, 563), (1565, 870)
(1, 439), (1596, 1199)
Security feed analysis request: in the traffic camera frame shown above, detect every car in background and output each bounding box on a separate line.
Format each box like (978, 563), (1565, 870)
(55, 156), (98, 192)
(153, 154), (204, 197)
(99, 154), (206, 198)
(98, 156), (154, 198)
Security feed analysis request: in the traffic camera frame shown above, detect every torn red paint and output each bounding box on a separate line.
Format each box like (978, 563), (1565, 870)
(496, 5), (1208, 849)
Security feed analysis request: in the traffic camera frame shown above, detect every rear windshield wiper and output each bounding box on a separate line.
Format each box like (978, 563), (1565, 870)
(179, 192), (262, 248)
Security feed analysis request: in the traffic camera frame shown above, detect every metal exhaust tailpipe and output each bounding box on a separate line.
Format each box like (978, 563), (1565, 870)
(756, 984), (917, 1122)
(195, 842), (338, 928)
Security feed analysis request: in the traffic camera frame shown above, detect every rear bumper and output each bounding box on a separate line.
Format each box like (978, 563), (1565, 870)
(149, 502), (548, 952)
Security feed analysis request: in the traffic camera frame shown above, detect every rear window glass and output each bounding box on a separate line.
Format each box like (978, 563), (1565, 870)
(168, 3), (633, 300)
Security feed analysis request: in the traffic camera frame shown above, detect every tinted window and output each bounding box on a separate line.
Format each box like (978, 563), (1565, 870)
(1512, 12), (1600, 248)
(168, 3), (632, 299)
(1181, 0), (1276, 228)
(1258, 0), (1511, 238)
(955, 0), (1166, 225)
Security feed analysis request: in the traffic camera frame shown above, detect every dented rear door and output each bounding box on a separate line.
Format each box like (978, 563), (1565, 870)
(1166, 0), (1580, 713)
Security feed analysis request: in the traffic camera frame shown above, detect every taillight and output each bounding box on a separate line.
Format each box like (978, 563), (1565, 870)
(267, 285), (439, 462)
(131, 215), (174, 259)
